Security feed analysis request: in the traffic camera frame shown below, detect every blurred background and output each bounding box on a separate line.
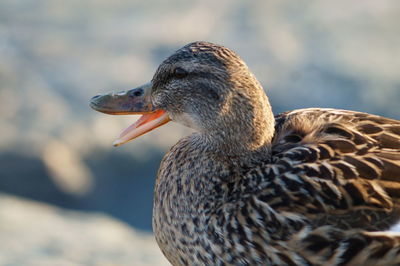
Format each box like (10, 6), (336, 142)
(0, 0), (399, 265)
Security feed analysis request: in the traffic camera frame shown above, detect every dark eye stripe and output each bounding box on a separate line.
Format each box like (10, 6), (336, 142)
(191, 72), (217, 80)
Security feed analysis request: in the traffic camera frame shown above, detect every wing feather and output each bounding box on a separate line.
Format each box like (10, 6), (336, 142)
(267, 108), (400, 230)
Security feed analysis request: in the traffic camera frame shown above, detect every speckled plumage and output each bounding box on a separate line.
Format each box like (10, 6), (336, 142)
(95, 41), (400, 265)
(148, 42), (400, 265)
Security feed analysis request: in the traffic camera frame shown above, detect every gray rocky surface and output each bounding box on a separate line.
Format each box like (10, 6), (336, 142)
(0, 193), (169, 266)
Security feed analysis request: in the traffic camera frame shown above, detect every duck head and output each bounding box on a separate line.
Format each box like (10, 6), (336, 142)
(90, 42), (274, 154)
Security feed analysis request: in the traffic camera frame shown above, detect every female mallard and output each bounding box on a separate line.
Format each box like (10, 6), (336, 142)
(91, 42), (400, 265)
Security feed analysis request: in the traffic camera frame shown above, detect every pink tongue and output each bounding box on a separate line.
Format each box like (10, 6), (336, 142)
(113, 110), (170, 146)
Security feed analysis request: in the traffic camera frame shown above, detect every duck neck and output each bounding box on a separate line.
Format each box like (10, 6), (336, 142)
(203, 88), (275, 162)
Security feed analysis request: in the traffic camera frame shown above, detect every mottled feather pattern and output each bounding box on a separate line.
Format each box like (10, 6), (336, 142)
(147, 43), (400, 265)
(153, 108), (400, 265)
(270, 109), (400, 229)
(264, 108), (400, 264)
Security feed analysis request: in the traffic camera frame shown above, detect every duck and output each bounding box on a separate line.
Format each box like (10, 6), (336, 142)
(90, 41), (400, 265)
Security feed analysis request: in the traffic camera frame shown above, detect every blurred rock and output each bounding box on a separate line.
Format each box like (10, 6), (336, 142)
(0, 193), (169, 266)
(0, 150), (162, 231)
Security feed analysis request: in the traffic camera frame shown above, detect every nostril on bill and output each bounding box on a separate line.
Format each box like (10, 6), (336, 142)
(129, 88), (144, 97)
(91, 94), (101, 100)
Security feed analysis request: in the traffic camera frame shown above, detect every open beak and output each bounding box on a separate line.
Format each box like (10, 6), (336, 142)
(90, 83), (171, 146)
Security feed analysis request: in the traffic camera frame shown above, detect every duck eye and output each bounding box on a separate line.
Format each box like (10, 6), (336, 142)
(173, 67), (188, 79)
